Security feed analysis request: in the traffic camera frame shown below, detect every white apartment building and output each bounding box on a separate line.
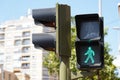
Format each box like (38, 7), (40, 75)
(0, 11), (50, 80)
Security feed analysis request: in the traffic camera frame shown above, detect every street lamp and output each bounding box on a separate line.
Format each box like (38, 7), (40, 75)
(113, 3), (120, 52)
(118, 3), (120, 17)
(113, 4), (120, 39)
(113, 26), (120, 52)
(116, 3), (120, 51)
(113, 27), (120, 30)
(112, 15), (120, 68)
(118, 3), (120, 52)
(99, 0), (102, 17)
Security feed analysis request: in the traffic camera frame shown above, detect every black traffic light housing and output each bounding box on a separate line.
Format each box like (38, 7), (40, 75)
(75, 14), (104, 70)
(32, 33), (56, 51)
(32, 4), (71, 55)
(32, 8), (56, 27)
(75, 14), (103, 40)
(32, 8), (56, 51)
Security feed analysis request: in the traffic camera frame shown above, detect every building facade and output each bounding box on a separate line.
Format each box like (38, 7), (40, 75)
(0, 12), (48, 80)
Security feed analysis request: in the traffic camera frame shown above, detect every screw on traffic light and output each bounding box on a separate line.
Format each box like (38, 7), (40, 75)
(75, 14), (104, 70)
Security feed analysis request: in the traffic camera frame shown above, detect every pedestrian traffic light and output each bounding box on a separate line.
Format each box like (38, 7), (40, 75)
(75, 14), (104, 70)
(32, 4), (71, 57)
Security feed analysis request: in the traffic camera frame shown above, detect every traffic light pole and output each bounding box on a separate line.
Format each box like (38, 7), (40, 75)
(56, 4), (71, 80)
(60, 56), (70, 80)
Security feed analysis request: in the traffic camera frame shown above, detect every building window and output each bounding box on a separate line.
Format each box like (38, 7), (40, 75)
(21, 56), (30, 61)
(21, 63), (30, 69)
(22, 31), (30, 37)
(22, 39), (30, 45)
(0, 53), (4, 63)
(43, 68), (49, 77)
(8, 25), (15, 27)
(6, 56), (11, 61)
(0, 34), (4, 40)
(43, 27), (55, 33)
(22, 47), (30, 53)
(0, 41), (4, 46)
(0, 28), (5, 32)
(14, 48), (21, 53)
(14, 40), (21, 46)
(16, 25), (23, 30)
(0, 53), (4, 55)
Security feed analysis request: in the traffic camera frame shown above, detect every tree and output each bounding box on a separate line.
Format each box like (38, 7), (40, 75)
(97, 28), (120, 80)
(43, 51), (59, 80)
(70, 27), (78, 73)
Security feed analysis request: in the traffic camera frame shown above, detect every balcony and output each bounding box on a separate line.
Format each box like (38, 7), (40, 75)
(0, 34), (5, 40)
(14, 67), (21, 73)
(0, 28), (5, 33)
(22, 46), (30, 53)
(22, 31), (30, 37)
(22, 39), (30, 45)
(21, 63), (30, 69)
(21, 56), (30, 62)
(0, 41), (4, 46)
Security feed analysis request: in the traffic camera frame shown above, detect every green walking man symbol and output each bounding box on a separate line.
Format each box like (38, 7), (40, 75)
(84, 47), (95, 64)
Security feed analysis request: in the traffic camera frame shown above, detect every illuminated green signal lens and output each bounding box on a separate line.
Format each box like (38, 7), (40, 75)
(84, 47), (95, 64)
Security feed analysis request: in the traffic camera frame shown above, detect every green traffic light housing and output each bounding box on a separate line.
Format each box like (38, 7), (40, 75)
(75, 14), (104, 70)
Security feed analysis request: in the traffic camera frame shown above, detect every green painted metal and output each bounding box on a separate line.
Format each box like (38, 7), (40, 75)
(60, 56), (70, 80)
(56, 3), (71, 57)
(71, 71), (96, 80)
(56, 3), (71, 80)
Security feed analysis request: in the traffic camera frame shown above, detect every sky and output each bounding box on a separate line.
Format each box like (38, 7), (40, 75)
(0, 0), (120, 66)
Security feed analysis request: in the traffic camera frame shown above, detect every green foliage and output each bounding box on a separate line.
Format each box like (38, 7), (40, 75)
(104, 27), (108, 36)
(43, 51), (60, 76)
(98, 42), (118, 80)
(70, 27), (78, 73)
